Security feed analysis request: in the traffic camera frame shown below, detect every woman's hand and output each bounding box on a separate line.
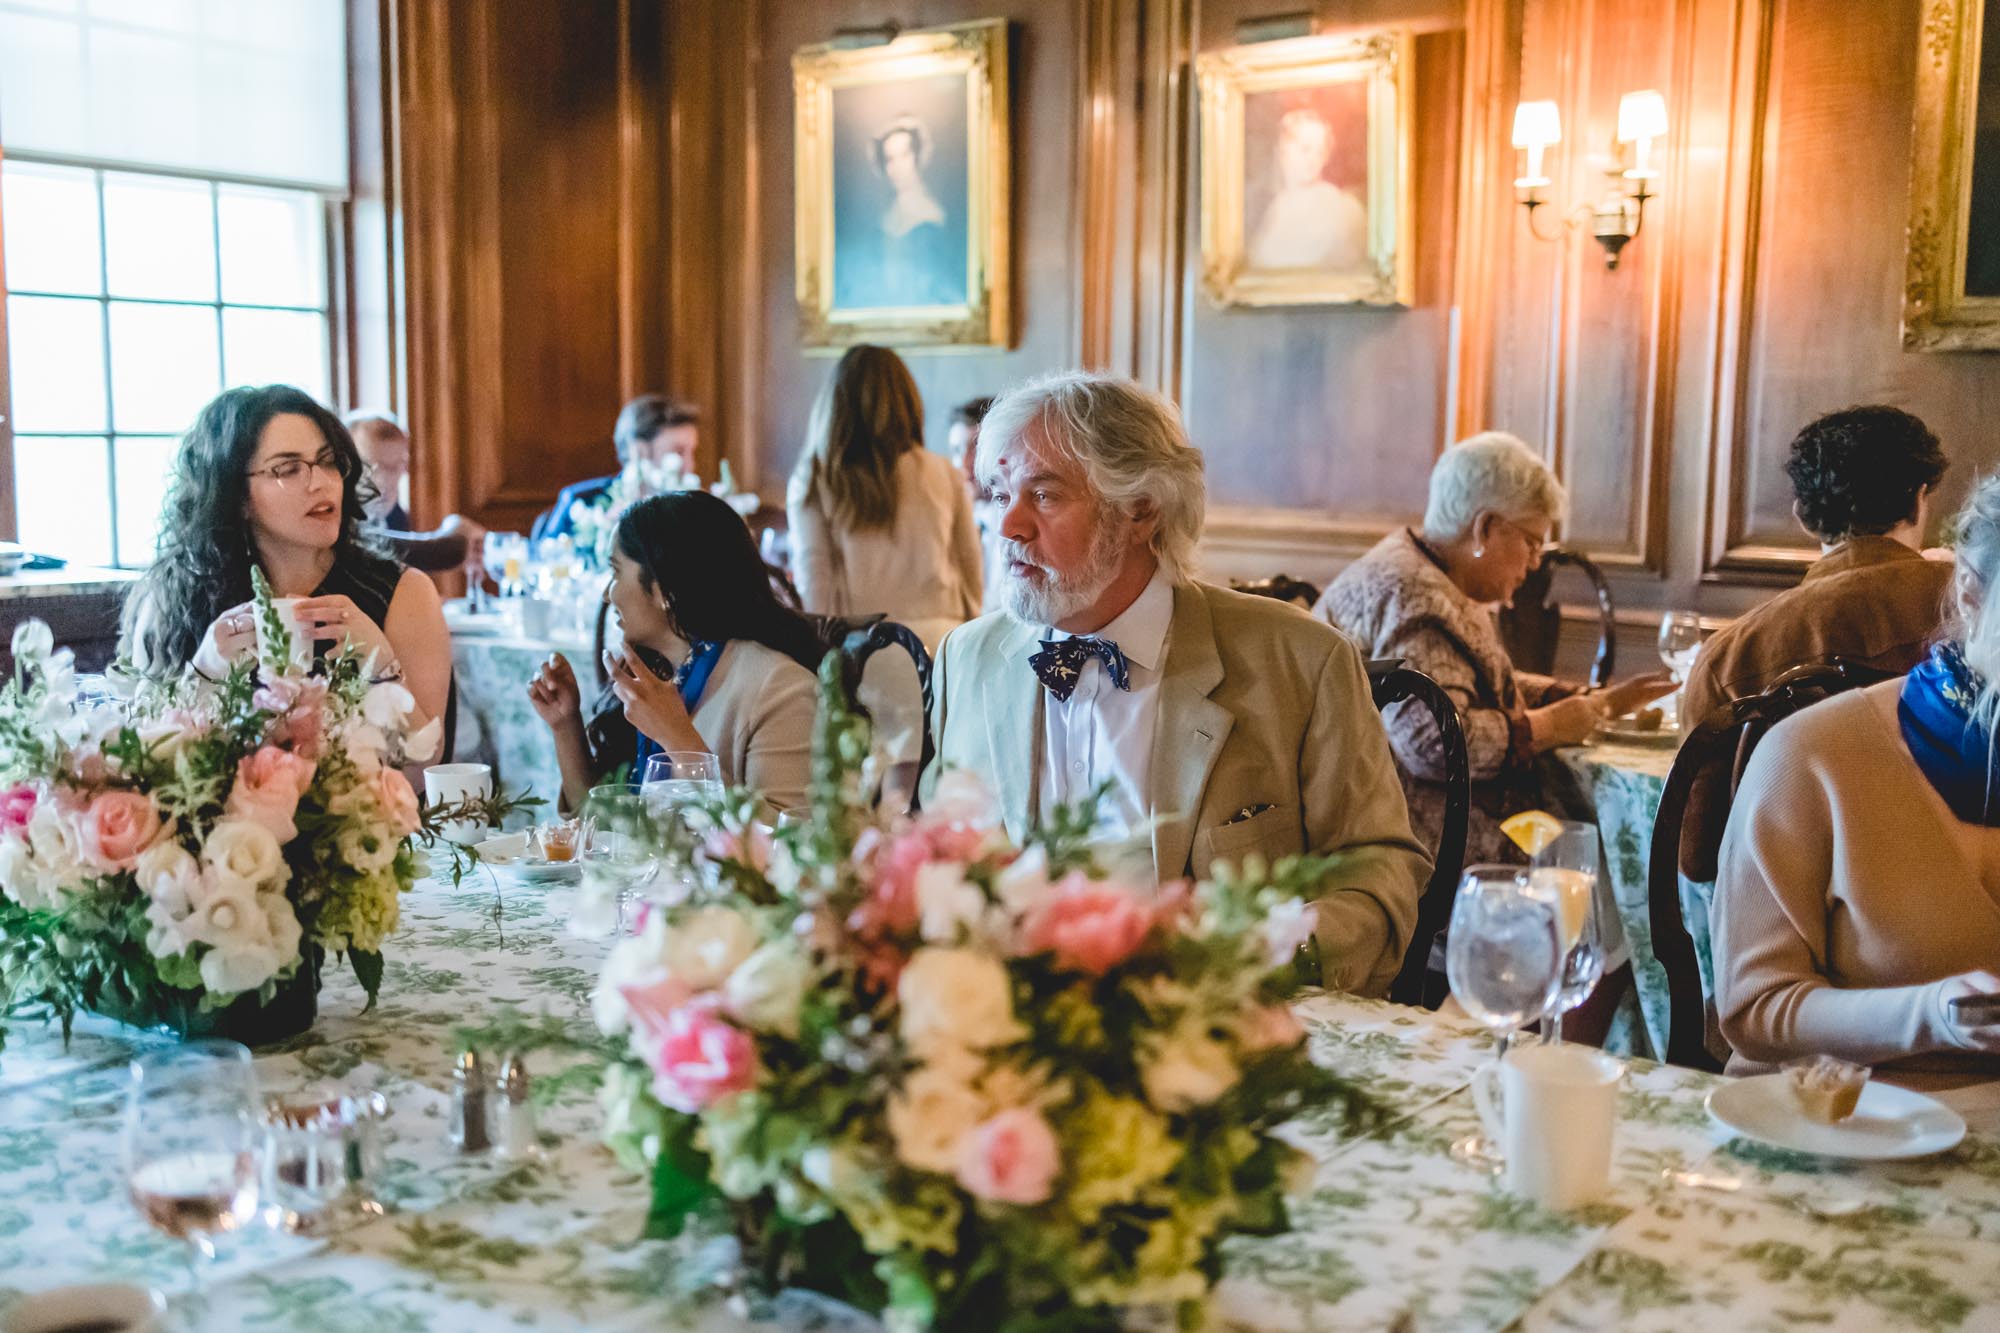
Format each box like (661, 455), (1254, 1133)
(605, 648), (698, 749)
(292, 594), (396, 671)
(527, 653), (584, 733)
(1595, 673), (1678, 719)
(194, 601), (258, 678)
(1526, 694), (1606, 751)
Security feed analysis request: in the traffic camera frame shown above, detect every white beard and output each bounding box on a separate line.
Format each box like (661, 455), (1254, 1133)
(1001, 516), (1127, 628)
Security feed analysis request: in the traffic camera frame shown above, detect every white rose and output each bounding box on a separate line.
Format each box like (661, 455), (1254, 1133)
(11, 619), (52, 663)
(723, 940), (814, 1038)
(262, 890), (302, 961)
(914, 862), (978, 944)
(135, 841), (200, 902)
(199, 939), (283, 996)
(1140, 1026), (1242, 1113)
(203, 819), (287, 895)
(337, 822), (401, 874)
(337, 721), (388, 775)
(886, 1054), (988, 1173)
(994, 845), (1053, 919)
(658, 905), (760, 992)
(0, 834), (52, 910)
(592, 917), (669, 1035)
(25, 803), (83, 888)
(898, 947), (1024, 1057)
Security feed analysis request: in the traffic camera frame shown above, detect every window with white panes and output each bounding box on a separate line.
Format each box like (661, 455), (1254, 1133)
(2, 160), (332, 568)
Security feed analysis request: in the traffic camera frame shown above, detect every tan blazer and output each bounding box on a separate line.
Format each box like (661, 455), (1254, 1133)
(787, 448), (983, 648)
(922, 581), (1431, 996)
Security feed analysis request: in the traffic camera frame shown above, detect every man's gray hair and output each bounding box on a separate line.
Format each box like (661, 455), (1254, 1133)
(1421, 431), (1567, 544)
(976, 372), (1207, 584)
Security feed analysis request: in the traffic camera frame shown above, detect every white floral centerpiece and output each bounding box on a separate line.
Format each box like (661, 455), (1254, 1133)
(0, 573), (437, 1046)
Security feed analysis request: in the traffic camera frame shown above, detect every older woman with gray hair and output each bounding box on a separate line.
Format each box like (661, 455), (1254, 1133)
(923, 370), (1430, 997)
(1317, 432), (1671, 868)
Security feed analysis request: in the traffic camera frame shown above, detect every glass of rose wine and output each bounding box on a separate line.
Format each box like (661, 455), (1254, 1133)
(1523, 819), (1605, 1045)
(125, 1040), (263, 1304)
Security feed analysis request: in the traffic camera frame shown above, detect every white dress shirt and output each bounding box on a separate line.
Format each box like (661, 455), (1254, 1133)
(1034, 570), (1175, 841)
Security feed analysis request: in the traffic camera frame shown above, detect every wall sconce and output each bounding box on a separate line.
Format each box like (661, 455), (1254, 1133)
(1511, 90), (1668, 270)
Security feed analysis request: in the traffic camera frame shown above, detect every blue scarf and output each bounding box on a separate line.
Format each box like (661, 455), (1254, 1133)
(632, 640), (723, 779)
(1897, 642), (2000, 824)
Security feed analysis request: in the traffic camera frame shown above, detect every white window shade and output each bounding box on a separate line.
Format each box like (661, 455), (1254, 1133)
(0, 0), (348, 193)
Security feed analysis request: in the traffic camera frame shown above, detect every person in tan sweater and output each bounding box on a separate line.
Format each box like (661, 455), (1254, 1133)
(1713, 475), (2000, 1090)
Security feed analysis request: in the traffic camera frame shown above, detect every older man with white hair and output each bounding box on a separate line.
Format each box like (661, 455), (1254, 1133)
(921, 371), (1429, 996)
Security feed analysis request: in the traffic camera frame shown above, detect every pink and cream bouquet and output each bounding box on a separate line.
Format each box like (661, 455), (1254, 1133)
(563, 663), (1372, 1331)
(0, 576), (436, 1046)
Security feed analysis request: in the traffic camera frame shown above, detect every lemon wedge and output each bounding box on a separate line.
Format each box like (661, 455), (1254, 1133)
(1500, 810), (1566, 857)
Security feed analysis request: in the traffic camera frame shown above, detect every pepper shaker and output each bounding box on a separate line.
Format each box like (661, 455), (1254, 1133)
(495, 1052), (540, 1160)
(450, 1049), (491, 1154)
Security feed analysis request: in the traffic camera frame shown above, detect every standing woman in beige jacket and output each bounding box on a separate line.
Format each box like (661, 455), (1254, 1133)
(787, 345), (983, 778)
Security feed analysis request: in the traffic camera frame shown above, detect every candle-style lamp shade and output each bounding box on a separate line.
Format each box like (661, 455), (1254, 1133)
(1511, 100), (1562, 190)
(1616, 89), (1668, 178)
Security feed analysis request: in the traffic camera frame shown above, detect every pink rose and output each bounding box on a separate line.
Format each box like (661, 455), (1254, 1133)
(1025, 874), (1155, 975)
(372, 768), (422, 837)
(78, 789), (162, 872)
(0, 785), (37, 834)
(623, 992), (759, 1113)
(956, 1107), (1060, 1206)
(225, 746), (316, 842)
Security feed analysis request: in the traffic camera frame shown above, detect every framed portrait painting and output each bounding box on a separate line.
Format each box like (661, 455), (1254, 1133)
(1197, 30), (1414, 308)
(1905, 0), (2000, 350)
(793, 20), (1010, 349)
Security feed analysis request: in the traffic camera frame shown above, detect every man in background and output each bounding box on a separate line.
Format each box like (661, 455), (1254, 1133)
(346, 411), (485, 576)
(532, 395), (700, 544)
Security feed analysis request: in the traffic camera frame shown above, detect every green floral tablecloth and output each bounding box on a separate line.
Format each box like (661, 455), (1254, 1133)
(1552, 740), (1689, 1062)
(4, 863), (1998, 1331)
(451, 629), (593, 813)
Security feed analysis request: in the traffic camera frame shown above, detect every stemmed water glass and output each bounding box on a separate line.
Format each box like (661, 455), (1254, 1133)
(1523, 820), (1604, 1046)
(125, 1041), (263, 1306)
(575, 784), (664, 936)
(640, 751), (723, 823)
(1446, 866), (1563, 1169)
(1658, 611), (1702, 685)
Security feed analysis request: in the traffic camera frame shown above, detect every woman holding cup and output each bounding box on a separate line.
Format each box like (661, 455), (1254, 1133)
(120, 385), (451, 747)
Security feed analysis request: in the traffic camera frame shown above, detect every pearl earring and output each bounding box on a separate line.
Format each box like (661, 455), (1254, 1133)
(1473, 545), (1486, 559)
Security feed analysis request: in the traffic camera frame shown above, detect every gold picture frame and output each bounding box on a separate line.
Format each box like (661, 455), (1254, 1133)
(1904, 0), (2000, 351)
(1196, 30), (1415, 308)
(793, 20), (1011, 350)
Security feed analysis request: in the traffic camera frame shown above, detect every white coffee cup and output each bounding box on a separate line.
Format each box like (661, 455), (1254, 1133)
(424, 762), (494, 845)
(262, 598), (318, 671)
(3, 1283), (165, 1333)
(1472, 1043), (1624, 1210)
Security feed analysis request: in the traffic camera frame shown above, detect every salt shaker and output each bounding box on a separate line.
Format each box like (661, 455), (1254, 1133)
(450, 1049), (491, 1154)
(495, 1052), (540, 1160)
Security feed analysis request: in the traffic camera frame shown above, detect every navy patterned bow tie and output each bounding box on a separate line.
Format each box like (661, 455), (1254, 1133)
(1030, 636), (1131, 702)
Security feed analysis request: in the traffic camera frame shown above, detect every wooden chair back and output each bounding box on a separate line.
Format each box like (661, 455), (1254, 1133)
(1498, 547), (1617, 687)
(1366, 661), (1472, 1007)
(1646, 658), (1895, 1069)
(1229, 574), (1323, 611)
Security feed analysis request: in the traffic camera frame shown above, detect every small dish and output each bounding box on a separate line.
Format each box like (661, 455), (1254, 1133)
(1706, 1073), (1966, 1160)
(473, 832), (582, 884)
(1592, 713), (1681, 747)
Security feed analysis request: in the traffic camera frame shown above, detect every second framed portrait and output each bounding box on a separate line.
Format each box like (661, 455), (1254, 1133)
(1197, 30), (1415, 308)
(793, 20), (1011, 349)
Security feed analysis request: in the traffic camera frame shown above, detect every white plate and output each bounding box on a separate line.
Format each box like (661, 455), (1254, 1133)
(1592, 715), (1680, 747)
(1706, 1073), (1966, 1160)
(472, 833), (583, 884)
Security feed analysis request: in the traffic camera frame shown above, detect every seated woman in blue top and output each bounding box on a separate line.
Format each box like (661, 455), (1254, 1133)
(526, 491), (821, 814)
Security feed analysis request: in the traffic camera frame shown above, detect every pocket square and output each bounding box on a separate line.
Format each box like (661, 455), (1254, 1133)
(1222, 803), (1277, 826)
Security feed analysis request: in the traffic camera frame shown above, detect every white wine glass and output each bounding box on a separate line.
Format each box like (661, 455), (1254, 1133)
(1524, 820), (1604, 1046)
(640, 751), (722, 823)
(1657, 610), (1702, 684)
(577, 784), (664, 935)
(1446, 867), (1563, 1170)
(125, 1040), (262, 1306)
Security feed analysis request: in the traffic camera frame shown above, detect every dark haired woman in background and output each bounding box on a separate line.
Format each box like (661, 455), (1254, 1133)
(121, 384), (452, 741)
(526, 490), (820, 814)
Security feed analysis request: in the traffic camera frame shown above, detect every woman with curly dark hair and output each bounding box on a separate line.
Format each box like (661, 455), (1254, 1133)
(120, 384), (452, 739)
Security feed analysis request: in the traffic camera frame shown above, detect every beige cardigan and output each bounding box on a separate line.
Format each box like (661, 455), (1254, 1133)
(787, 449), (983, 649)
(685, 640), (816, 814)
(1713, 679), (2000, 1087)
